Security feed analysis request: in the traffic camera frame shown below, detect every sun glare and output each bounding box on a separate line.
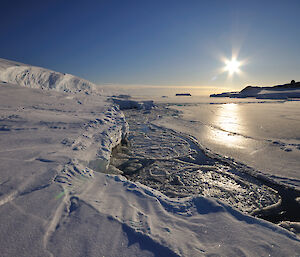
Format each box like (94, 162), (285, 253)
(224, 58), (241, 75)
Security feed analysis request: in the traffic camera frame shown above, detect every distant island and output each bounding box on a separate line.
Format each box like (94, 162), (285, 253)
(176, 93), (191, 96)
(210, 80), (300, 99)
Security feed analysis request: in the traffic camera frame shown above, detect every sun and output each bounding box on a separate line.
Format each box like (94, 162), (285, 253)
(224, 58), (241, 75)
(217, 53), (246, 79)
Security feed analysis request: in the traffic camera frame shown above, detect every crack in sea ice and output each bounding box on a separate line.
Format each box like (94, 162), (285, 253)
(109, 107), (280, 215)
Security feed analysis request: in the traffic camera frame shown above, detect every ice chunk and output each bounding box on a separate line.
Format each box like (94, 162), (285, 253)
(112, 98), (155, 110)
(88, 158), (110, 173)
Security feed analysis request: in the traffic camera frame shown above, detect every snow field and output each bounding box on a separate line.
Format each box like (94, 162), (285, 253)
(0, 58), (299, 256)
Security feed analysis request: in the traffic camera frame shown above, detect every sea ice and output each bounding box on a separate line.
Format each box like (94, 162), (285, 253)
(0, 58), (299, 256)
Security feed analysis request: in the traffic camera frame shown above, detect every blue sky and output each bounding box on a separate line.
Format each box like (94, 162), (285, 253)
(1, 0), (300, 91)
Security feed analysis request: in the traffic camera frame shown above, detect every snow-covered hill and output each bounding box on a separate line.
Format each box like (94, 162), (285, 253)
(0, 58), (95, 93)
(210, 82), (300, 99)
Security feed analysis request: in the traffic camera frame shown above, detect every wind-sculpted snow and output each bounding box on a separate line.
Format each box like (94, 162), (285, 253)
(0, 58), (300, 256)
(0, 58), (95, 93)
(79, 172), (300, 257)
(0, 82), (131, 256)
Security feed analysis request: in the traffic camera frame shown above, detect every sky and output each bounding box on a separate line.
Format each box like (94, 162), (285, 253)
(1, 0), (300, 92)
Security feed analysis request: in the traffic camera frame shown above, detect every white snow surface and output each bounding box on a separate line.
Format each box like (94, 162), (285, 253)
(257, 89), (300, 99)
(0, 58), (300, 256)
(0, 58), (96, 93)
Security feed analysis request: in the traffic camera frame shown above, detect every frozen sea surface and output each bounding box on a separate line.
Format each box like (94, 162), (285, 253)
(110, 107), (279, 214)
(110, 93), (300, 226)
(150, 96), (300, 189)
(1, 58), (300, 256)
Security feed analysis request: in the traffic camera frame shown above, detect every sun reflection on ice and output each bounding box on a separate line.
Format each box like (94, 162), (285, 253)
(211, 103), (245, 149)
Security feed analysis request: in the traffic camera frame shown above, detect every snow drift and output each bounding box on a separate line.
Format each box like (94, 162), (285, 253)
(0, 58), (95, 93)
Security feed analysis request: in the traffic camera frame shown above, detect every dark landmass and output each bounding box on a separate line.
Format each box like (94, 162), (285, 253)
(176, 93), (191, 96)
(210, 80), (300, 99)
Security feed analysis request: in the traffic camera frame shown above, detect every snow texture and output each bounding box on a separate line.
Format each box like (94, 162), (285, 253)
(0, 58), (96, 94)
(0, 58), (299, 256)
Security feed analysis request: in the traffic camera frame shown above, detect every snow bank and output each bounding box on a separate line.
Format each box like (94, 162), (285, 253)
(86, 106), (129, 172)
(0, 58), (95, 93)
(80, 172), (300, 257)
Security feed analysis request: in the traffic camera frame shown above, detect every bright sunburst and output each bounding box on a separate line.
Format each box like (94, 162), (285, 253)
(224, 58), (241, 76)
